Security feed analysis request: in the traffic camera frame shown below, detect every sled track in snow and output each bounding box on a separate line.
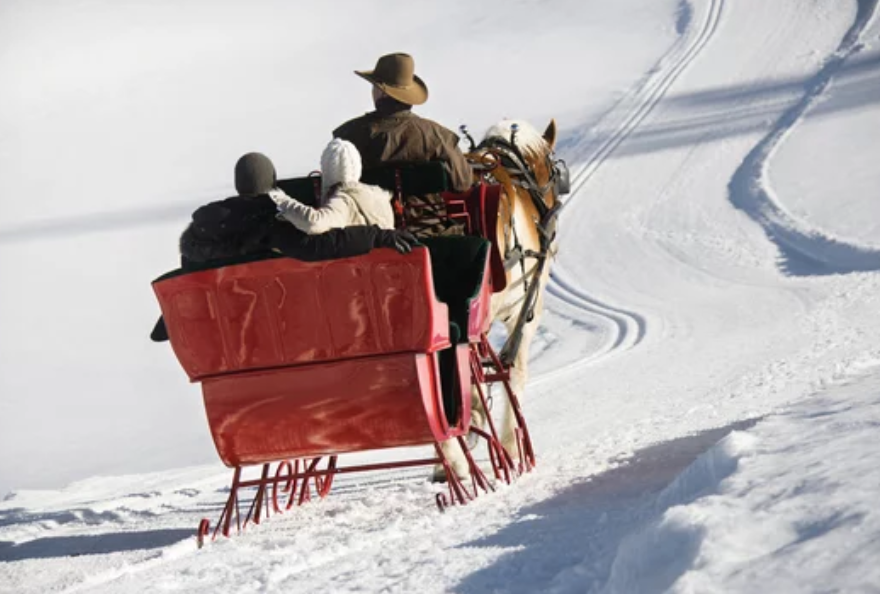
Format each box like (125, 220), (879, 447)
(543, 0), (724, 367)
(729, 0), (880, 276)
(568, 0), (724, 195)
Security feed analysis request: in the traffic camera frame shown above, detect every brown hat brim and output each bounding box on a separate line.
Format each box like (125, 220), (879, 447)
(354, 70), (429, 106)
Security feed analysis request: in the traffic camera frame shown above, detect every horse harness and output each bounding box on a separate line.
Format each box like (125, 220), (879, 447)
(464, 125), (570, 366)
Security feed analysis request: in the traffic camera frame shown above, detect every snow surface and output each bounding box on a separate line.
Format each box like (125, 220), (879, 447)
(2, 0), (880, 591)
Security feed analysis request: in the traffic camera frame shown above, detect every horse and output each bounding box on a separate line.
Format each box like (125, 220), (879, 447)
(440, 118), (566, 477)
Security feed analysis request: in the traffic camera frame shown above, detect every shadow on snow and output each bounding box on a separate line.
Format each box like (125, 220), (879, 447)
(0, 201), (196, 245)
(558, 52), (880, 160)
(0, 528), (192, 562)
(454, 419), (758, 594)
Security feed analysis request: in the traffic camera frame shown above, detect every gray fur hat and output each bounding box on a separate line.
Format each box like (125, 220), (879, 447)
(234, 152), (277, 196)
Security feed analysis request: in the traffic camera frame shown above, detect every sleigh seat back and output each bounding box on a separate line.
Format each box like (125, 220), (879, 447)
(153, 242), (490, 466)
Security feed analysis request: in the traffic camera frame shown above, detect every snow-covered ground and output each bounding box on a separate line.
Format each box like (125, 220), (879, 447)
(2, 0), (879, 591)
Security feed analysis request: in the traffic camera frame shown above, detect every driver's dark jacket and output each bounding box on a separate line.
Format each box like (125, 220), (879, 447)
(334, 105), (472, 237)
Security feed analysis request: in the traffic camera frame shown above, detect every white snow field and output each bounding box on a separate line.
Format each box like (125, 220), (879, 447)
(2, 0), (879, 591)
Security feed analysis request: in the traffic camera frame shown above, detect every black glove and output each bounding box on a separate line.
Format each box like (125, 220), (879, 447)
(376, 229), (421, 254)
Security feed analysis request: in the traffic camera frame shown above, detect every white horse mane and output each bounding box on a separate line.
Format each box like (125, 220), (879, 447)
(482, 119), (548, 158)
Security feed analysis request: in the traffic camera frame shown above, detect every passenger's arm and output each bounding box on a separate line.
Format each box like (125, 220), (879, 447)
(270, 190), (352, 234)
(269, 225), (419, 261)
(269, 224), (374, 260)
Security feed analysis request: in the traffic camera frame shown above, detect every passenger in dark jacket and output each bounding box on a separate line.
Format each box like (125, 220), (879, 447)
(334, 53), (473, 237)
(151, 152), (416, 341)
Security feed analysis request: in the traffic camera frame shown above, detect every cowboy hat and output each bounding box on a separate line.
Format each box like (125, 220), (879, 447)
(355, 53), (428, 106)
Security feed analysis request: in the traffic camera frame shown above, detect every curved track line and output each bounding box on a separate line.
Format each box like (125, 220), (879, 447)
(548, 271), (646, 352)
(728, 0), (880, 277)
(569, 0), (724, 194)
(540, 0), (724, 370)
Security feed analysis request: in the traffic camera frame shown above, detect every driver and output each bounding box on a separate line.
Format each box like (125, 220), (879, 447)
(333, 52), (473, 237)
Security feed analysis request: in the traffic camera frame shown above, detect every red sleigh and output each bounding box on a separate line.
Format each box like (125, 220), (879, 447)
(153, 167), (534, 545)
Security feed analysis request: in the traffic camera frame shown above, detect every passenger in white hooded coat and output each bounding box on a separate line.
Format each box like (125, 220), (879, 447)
(271, 139), (395, 234)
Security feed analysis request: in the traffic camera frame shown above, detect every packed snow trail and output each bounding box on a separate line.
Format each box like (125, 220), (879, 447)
(540, 0), (724, 371)
(532, 0), (875, 439)
(564, 0), (725, 194)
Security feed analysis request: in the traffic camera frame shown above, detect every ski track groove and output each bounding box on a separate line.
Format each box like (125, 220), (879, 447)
(539, 0), (724, 378)
(567, 0), (724, 194)
(728, 0), (880, 276)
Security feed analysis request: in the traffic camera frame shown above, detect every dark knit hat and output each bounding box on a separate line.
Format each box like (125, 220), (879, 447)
(234, 152), (277, 196)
